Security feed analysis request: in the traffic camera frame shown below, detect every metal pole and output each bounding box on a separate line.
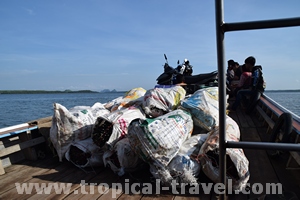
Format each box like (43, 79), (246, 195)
(215, 0), (227, 199)
(227, 141), (300, 151)
(223, 17), (300, 32)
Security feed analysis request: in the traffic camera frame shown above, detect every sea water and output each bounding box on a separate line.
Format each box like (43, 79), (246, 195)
(0, 91), (299, 129)
(0, 92), (124, 129)
(264, 91), (300, 118)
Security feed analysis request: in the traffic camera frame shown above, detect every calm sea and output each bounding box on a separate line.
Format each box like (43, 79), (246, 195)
(264, 91), (300, 117)
(0, 91), (299, 129)
(0, 92), (125, 129)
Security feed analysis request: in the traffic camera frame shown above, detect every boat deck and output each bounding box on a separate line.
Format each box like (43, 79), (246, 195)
(0, 107), (300, 200)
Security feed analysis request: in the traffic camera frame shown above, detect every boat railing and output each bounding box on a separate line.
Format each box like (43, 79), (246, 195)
(0, 123), (45, 175)
(262, 94), (300, 121)
(260, 94), (300, 134)
(215, 1), (300, 199)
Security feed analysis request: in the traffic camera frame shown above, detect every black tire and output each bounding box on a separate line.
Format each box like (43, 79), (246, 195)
(268, 112), (293, 157)
(269, 112), (293, 143)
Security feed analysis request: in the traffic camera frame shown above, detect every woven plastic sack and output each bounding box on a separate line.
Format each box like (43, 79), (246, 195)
(149, 134), (207, 187)
(104, 96), (124, 111)
(180, 87), (219, 131)
(179, 133), (208, 156)
(149, 154), (200, 187)
(128, 109), (193, 167)
(50, 102), (109, 161)
(92, 106), (146, 149)
(192, 116), (249, 192)
(103, 138), (143, 176)
(105, 87), (146, 112)
(65, 137), (104, 169)
(142, 85), (186, 118)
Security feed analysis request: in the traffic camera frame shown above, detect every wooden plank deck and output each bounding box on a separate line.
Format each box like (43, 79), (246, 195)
(0, 107), (299, 200)
(229, 106), (300, 199)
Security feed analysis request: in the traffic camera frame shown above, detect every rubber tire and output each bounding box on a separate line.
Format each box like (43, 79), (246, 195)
(268, 112), (293, 157)
(269, 112), (293, 143)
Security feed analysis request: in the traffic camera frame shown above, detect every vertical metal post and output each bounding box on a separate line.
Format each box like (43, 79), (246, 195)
(215, 0), (227, 199)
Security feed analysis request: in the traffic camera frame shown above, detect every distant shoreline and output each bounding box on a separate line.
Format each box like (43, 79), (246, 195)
(0, 89), (298, 94)
(265, 89), (300, 92)
(0, 90), (124, 94)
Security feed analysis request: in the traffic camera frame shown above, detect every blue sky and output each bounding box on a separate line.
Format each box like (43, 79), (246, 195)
(1, 0), (299, 91)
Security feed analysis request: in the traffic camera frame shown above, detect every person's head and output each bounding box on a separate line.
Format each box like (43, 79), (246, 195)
(245, 56), (255, 71)
(227, 59), (235, 69)
(184, 58), (189, 65)
(234, 62), (239, 69)
(245, 56), (256, 66)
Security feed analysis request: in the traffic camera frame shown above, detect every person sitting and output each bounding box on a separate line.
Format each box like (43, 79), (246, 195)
(230, 56), (256, 111)
(233, 62), (242, 80)
(231, 62), (253, 97)
(178, 58), (193, 76)
(226, 59), (235, 85)
(245, 65), (266, 114)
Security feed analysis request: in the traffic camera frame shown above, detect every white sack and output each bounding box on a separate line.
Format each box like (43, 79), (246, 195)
(142, 85), (186, 118)
(192, 116), (249, 192)
(180, 87), (219, 131)
(128, 109), (193, 167)
(92, 105), (146, 149)
(50, 102), (109, 161)
(103, 138), (143, 176)
(65, 137), (104, 168)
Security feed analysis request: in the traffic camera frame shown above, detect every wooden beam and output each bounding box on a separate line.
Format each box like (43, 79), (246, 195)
(255, 105), (275, 129)
(0, 136), (45, 157)
(0, 159), (5, 175)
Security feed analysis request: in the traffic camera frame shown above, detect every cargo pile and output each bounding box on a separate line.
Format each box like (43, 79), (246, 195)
(50, 85), (250, 192)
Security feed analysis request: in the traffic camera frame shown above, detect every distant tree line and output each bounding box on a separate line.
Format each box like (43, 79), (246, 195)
(0, 90), (99, 94)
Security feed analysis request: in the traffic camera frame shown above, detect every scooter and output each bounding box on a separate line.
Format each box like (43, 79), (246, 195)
(156, 54), (218, 94)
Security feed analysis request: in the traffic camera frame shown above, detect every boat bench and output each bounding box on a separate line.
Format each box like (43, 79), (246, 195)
(256, 96), (300, 170)
(0, 123), (46, 175)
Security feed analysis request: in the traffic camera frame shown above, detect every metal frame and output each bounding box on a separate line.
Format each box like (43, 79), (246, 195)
(215, 1), (300, 199)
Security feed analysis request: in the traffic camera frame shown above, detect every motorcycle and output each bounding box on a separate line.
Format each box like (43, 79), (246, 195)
(156, 54), (218, 94)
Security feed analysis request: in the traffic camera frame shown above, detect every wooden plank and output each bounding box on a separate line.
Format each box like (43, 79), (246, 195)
(0, 124), (38, 138)
(174, 196), (203, 200)
(0, 157), (60, 194)
(266, 151), (300, 198)
(0, 161), (76, 199)
(232, 110), (281, 199)
(62, 168), (119, 200)
(0, 159), (4, 175)
(255, 106), (275, 129)
(0, 136), (45, 157)
(236, 108), (250, 128)
(26, 165), (104, 200)
(255, 100), (300, 172)
(287, 151), (300, 169)
(259, 96), (300, 133)
(19, 130), (37, 161)
(142, 193), (175, 200)
(28, 116), (52, 126)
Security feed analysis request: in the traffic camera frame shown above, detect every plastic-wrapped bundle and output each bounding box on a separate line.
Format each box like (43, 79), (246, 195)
(65, 137), (104, 169)
(128, 109), (193, 167)
(180, 87), (219, 131)
(148, 134), (208, 187)
(104, 87), (146, 112)
(92, 106), (146, 149)
(142, 85), (186, 118)
(50, 102), (109, 161)
(103, 138), (143, 176)
(192, 116), (249, 192)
